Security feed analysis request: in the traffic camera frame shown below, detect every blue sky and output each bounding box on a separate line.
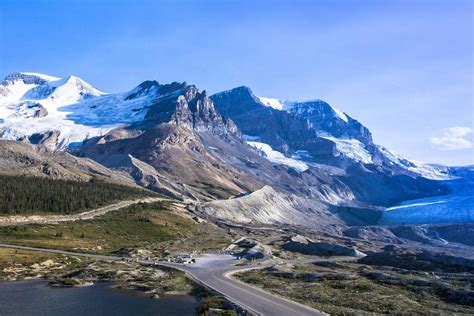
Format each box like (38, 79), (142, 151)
(1, 0), (472, 165)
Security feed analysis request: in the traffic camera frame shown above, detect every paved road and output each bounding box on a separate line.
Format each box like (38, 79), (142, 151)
(0, 197), (165, 226)
(176, 255), (326, 316)
(0, 243), (325, 316)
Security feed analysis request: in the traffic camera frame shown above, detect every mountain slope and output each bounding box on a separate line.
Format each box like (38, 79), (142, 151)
(194, 185), (343, 233)
(74, 83), (264, 201)
(0, 139), (136, 186)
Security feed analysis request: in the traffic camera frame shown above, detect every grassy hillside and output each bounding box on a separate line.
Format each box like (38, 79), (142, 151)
(0, 175), (154, 215)
(0, 201), (231, 255)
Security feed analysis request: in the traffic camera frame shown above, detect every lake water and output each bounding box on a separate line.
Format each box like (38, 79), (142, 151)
(379, 168), (474, 225)
(0, 280), (199, 316)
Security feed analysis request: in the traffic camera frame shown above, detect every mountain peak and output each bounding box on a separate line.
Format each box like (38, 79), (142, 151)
(125, 80), (161, 100)
(61, 75), (105, 95)
(215, 86), (254, 96)
(140, 83), (236, 136)
(288, 99), (349, 123)
(21, 73), (104, 102)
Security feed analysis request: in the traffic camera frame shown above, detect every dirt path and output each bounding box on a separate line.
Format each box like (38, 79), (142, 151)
(0, 197), (164, 226)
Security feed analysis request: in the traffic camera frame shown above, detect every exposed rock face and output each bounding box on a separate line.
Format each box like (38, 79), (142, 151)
(28, 103), (48, 118)
(140, 83), (239, 137)
(1, 72), (49, 89)
(76, 124), (256, 201)
(27, 130), (60, 151)
(75, 83), (359, 206)
(282, 235), (366, 257)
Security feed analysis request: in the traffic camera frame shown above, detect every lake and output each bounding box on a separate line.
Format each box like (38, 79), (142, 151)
(0, 280), (199, 316)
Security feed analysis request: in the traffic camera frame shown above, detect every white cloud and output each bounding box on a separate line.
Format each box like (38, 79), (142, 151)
(430, 126), (473, 151)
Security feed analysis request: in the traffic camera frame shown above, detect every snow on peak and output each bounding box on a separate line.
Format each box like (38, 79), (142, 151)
(257, 96), (285, 110)
(22, 74), (105, 106)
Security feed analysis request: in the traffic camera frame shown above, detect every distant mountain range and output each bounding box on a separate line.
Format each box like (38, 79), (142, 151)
(0, 72), (454, 228)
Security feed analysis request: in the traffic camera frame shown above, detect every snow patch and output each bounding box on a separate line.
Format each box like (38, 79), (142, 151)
(246, 140), (309, 172)
(0, 81), (38, 104)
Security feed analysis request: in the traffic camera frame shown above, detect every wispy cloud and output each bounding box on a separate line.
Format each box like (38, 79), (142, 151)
(430, 126), (473, 151)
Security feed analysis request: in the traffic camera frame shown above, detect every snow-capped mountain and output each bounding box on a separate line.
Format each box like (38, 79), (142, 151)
(0, 72), (158, 149)
(284, 99), (373, 144)
(256, 96), (371, 143)
(255, 93), (447, 180)
(212, 86), (448, 181)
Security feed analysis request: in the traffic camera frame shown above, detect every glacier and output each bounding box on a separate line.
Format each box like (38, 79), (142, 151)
(380, 168), (474, 225)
